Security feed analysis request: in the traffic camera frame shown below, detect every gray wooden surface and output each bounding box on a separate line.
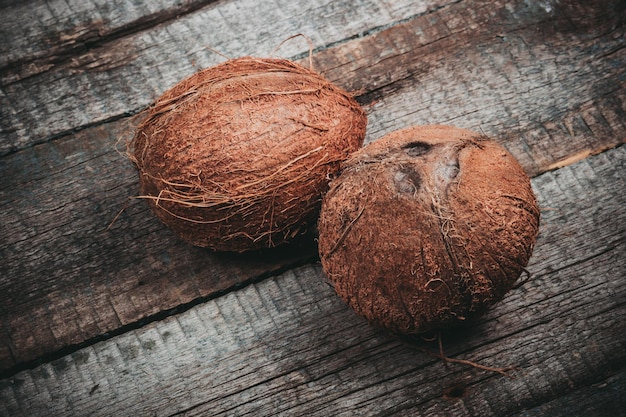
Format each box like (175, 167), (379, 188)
(1, 0), (625, 415)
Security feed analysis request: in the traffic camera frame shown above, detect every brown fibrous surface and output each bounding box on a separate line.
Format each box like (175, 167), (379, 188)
(129, 57), (366, 251)
(318, 125), (540, 334)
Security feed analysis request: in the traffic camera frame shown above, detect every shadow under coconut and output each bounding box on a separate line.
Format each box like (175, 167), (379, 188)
(213, 229), (320, 275)
(112, 209), (321, 331)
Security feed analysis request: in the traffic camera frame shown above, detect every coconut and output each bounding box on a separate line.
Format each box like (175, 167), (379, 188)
(130, 57), (366, 251)
(318, 125), (540, 334)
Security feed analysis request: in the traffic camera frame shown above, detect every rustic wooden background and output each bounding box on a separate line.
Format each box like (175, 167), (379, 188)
(1, 0), (625, 415)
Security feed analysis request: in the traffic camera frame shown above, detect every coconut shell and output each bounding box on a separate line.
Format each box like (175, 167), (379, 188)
(318, 125), (540, 334)
(130, 57), (366, 251)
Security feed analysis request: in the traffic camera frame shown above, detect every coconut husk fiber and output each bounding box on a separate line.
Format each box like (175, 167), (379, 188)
(130, 57), (366, 252)
(318, 125), (540, 334)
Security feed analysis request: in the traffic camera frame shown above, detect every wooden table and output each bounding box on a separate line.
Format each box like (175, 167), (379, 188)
(1, 0), (624, 415)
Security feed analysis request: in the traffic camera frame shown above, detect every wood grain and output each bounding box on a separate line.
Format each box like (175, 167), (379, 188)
(337, 0), (625, 176)
(0, 120), (318, 370)
(1, 147), (624, 416)
(1, 0), (625, 413)
(0, 0), (449, 155)
(0, 0), (218, 69)
(0, 0), (445, 371)
(1, 0), (624, 374)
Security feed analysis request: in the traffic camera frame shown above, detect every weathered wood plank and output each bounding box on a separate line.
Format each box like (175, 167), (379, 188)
(5, 0), (623, 158)
(509, 372), (626, 417)
(0, 119), (319, 372)
(0, 0), (451, 71)
(3, 0), (623, 156)
(1, 0), (624, 373)
(334, 0), (625, 175)
(0, 0), (447, 155)
(1, 146), (623, 416)
(1, 0), (624, 414)
(0, 0), (218, 69)
(1, 110), (620, 376)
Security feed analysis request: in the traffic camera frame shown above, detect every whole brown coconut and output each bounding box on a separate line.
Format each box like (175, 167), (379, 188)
(318, 125), (540, 334)
(130, 57), (366, 251)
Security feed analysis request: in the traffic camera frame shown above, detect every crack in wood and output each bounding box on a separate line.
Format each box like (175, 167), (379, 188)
(0, 0), (221, 83)
(0, 252), (318, 380)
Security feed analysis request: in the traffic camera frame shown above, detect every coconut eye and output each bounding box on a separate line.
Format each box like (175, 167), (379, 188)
(393, 168), (421, 194)
(402, 141), (432, 157)
(436, 160), (460, 181)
